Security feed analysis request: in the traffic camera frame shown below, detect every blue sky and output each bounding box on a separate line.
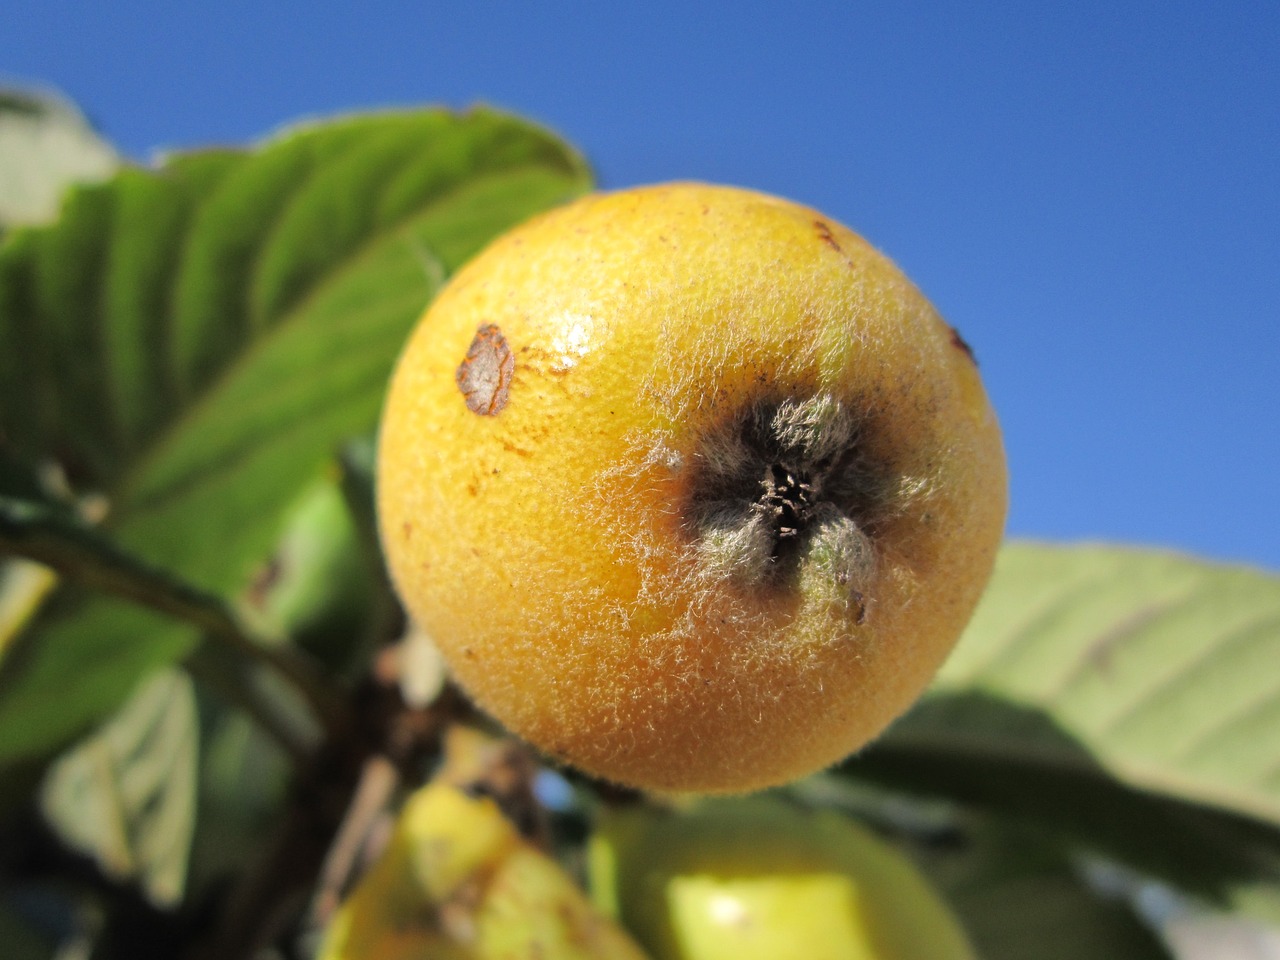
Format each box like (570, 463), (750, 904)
(4, 1), (1278, 568)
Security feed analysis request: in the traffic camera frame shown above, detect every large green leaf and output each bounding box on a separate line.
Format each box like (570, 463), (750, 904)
(849, 542), (1280, 904)
(927, 824), (1173, 960)
(0, 107), (592, 768)
(926, 543), (1280, 823)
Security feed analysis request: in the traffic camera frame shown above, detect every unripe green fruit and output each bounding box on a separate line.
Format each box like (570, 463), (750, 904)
(589, 799), (976, 960)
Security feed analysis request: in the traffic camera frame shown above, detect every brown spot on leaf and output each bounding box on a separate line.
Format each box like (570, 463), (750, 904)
(948, 326), (978, 365)
(245, 558), (282, 610)
(456, 324), (515, 415)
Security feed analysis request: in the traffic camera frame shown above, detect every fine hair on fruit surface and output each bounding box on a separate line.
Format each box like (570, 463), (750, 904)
(376, 182), (1008, 793)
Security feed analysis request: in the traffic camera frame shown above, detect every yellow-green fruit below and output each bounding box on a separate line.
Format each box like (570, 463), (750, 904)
(377, 182), (1007, 792)
(317, 782), (649, 960)
(589, 799), (976, 960)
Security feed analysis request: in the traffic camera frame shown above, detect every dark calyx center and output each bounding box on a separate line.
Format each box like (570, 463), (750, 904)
(755, 461), (819, 552)
(686, 394), (894, 590)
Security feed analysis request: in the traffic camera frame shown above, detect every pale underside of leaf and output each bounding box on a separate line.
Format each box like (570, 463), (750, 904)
(0, 87), (120, 230)
(917, 542), (1280, 825)
(39, 669), (198, 906)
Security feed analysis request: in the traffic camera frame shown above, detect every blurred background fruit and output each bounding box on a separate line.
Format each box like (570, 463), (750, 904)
(589, 798), (976, 960)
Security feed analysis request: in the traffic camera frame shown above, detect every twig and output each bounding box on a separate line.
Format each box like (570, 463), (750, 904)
(186, 680), (461, 960)
(0, 494), (352, 741)
(306, 754), (402, 931)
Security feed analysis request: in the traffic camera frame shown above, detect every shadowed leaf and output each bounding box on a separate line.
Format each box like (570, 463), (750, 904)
(845, 542), (1280, 911)
(0, 106), (591, 771)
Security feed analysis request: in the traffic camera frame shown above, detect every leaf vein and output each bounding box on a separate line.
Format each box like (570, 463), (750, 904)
(119, 163), (543, 511)
(1099, 608), (1280, 740)
(962, 570), (1119, 682)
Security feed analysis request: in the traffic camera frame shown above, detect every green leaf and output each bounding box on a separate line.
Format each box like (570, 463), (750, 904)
(0, 87), (119, 231)
(242, 473), (378, 672)
(0, 492), (344, 750)
(0, 107), (592, 769)
(848, 542), (1280, 904)
(846, 717), (1280, 914)
(927, 825), (1173, 960)
(932, 543), (1280, 823)
(186, 708), (293, 901)
(39, 669), (198, 906)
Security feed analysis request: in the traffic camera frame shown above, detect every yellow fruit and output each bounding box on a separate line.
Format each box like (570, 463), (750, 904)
(588, 799), (976, 960)
(377, 182), (1006, 792)
(317, 781), (650, 960)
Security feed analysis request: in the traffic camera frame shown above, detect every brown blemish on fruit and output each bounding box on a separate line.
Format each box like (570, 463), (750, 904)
(402, 521), (413, 540)
(816, 220), (861, 271)
(456, 324), (515, 415)
(948, 326), (977, 365)
(815, 219), (840, 249)
(850, 589), (867, 625)
(499, 438), (534, 458)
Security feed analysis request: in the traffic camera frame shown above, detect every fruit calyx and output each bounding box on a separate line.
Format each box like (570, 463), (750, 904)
(686, 393), (900, 619)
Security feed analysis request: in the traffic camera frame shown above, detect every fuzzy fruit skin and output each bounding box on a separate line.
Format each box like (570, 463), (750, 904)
(588, 799), (976, 960)
(377, 183), (1006, 792)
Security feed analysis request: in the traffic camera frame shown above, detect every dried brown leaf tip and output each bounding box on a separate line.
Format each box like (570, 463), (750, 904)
(456, 324), (515, 415)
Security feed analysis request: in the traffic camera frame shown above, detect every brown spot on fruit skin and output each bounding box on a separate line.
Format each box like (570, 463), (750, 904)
(948, 326), (977, 365)
(499, 438), (534, 458)
(456, 324), (515, 415)
(814, 219), (843, 254)
(815, 220), (864, 272)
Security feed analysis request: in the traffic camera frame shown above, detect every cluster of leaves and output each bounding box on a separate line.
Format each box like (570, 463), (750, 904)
(1, 89), (1278, 960)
